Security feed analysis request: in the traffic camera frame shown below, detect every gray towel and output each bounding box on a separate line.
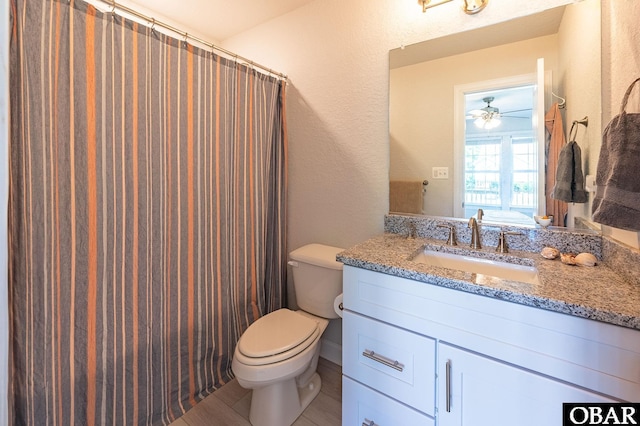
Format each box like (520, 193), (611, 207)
(592, 78), (640, 231)
(551, 141), (588, 203)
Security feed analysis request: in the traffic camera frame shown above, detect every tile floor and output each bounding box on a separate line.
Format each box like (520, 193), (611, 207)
(169, 358), (342, 426)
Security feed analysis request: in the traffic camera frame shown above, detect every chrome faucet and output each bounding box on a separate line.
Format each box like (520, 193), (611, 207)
(468, 217), (481, 249)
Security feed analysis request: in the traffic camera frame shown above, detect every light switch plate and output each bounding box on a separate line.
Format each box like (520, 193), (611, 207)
(432, 167), (449, 179)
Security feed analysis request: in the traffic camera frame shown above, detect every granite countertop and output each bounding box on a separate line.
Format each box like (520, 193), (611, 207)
(337, 233), (640, 330)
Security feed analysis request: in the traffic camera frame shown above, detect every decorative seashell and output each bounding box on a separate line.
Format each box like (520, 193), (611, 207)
(575, 252), (597, 267)
(560, 253), (577, 265)
(540, 247), (560, 260)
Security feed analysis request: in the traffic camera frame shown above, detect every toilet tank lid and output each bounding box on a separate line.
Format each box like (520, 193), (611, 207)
(289, 243), (344, 270)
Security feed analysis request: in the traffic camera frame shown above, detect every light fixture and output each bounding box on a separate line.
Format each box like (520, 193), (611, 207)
(418, 0), (489, 14)
(418, 0), (453, 12)
(472, 96), (502, 129)
(474, 116), (501, 130)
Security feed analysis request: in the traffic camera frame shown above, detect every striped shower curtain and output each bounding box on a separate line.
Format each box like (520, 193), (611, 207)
(8, 0), (287, 424)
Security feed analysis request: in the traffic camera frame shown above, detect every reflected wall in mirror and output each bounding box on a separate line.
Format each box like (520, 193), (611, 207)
(389, 0), (601, 228)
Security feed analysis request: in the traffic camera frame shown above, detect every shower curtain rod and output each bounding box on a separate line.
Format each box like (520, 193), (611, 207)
(89, 0), (288, 80)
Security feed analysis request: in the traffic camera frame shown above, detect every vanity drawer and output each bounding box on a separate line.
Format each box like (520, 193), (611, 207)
(343, 376), (434, 426)
(343, 310), (436, 416)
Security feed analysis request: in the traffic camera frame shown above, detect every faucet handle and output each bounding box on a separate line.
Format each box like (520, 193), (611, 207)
(406, 222), (418, 239)
(495, 231), (522, 253)
(437, 224), (457, 246)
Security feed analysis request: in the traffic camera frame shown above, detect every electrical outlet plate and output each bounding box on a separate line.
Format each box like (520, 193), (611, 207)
(432, 167), (449, 179)
(585, 174), (597, 192)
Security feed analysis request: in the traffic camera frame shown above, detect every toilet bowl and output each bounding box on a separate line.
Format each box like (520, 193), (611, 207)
(231, 243), (343, 426)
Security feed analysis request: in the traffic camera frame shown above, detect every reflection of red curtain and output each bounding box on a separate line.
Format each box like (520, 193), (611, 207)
(9, 0), (288, 423)
(545, 103), (568, 226)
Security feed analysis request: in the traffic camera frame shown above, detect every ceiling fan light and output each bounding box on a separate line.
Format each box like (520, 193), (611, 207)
(485, 117), (501, 129)
(474, 116), (501, 130)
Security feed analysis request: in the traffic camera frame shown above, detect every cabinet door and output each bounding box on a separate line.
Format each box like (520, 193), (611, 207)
(438, 344), (617, 426)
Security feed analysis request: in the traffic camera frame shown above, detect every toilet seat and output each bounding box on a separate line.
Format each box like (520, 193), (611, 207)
(237, 309), (320, 366)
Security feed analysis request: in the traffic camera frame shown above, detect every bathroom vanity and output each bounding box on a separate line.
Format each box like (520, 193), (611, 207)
(339, 218), (640, 425)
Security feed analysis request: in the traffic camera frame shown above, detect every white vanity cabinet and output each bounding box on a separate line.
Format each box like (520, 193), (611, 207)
(342, 265), (640, 426)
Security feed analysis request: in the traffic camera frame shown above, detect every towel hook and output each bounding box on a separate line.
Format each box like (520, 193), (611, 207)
(552, 91), (566, 109)
(569, 116), (589, 141)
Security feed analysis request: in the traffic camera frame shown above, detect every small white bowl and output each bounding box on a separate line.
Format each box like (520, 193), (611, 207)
(534, 215), (552, 227)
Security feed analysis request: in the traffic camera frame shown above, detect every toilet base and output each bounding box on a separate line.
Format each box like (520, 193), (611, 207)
(249, 372), (322, 426)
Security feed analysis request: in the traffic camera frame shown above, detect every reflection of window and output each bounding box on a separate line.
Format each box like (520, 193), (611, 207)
(464, 132), (537, 216)
(511, 137), (537, 209)
(465, 138), (501, 207)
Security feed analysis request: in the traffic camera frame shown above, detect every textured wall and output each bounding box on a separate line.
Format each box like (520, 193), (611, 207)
(600, 0), (640, 248)
(222, 0), (573, 252)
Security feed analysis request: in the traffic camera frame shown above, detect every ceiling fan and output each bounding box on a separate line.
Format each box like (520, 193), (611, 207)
(467, 96), (531, 130)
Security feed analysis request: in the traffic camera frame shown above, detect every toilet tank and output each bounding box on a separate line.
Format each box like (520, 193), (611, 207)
(289, 244), (344, 319)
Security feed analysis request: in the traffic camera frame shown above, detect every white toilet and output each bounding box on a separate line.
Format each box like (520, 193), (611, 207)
(231, 243), (344, 426)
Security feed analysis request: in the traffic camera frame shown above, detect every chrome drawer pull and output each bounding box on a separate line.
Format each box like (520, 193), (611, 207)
(446, 359), (452, 413)
(362, 418), (378, 426)
(362, 349), (405, 372)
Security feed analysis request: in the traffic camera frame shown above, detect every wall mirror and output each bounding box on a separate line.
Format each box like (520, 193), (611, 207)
(389, 1), (602, 228)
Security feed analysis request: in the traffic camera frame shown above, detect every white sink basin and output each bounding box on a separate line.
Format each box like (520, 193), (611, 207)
(411, 250), (541, 285)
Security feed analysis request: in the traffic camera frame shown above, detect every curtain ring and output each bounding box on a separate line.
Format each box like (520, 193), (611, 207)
(149, 18), (156, 34)
(183, 32), (188, 48)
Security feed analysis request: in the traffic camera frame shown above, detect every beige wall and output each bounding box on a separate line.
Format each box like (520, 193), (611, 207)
(390, 34), (559, 217)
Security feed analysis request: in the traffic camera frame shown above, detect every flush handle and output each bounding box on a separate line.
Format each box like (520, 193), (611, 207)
(362, 419), (379, 426)
(287, 260), (298, 267)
